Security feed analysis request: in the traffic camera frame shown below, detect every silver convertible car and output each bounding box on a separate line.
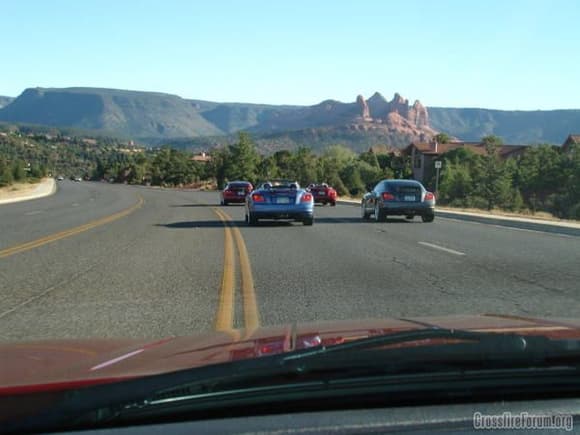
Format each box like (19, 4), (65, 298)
(245, 180), (315, 226)
(361, 179), (436, 222)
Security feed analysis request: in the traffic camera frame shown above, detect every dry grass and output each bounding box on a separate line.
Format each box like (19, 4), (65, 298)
(339, 195), (576, 223)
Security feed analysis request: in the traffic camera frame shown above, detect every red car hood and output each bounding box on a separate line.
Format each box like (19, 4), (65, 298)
(3, 314), (580, 395)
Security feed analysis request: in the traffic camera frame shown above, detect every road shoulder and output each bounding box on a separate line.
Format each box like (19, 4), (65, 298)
(0, 178), (57, 205)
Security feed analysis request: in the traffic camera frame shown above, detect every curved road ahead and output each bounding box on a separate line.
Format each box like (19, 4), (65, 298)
(1, 181), (579, 342)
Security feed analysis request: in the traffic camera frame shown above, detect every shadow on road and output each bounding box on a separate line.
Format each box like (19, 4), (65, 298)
(156, 216), (419, 229)
(314, 217), (414, 224)
(155, 221), (238, 229)
(170, 204), (214, 208)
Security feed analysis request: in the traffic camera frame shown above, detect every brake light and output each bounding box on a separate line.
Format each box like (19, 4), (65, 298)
(252, 193), (265, 202)
(382, 192), (395, 201)
(424, 192), (435, 201)
(301, 193), (313, 202)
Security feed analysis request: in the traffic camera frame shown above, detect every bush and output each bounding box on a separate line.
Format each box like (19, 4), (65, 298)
(566, 202), (580, 220)
(466, 196), (489, 210)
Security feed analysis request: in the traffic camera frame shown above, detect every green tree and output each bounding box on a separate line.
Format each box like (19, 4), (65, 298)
(0, 158), (14, 186)
(359, 149), (380, 168)
(256, 155), (280, 181)
(12, 159), (26, 181)
(227, 132), (259, 183)
(434, 132), (451, 143)
(290, 147), (318, 186)
(439, 162), (473, 206)
(474, 136), (511, 210)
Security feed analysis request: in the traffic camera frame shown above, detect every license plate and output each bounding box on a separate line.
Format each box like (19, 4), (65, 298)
(404, 195), (415, 201)
(237, 191), (245, 196)
(276, 197), (290, 204)
(317, 191), (326, 196)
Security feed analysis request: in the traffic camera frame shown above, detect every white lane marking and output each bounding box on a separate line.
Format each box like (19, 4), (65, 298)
(439, 217), (574, 239)
(418, 241), (466, 256)
(24, 210), (43, 216)
(90, 349), (145, 371)
(71, 203), (79, 207)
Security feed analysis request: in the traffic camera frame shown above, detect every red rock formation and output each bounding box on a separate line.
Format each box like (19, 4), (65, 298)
(408, 100), (429, 128)
(356, 94), (371, 121)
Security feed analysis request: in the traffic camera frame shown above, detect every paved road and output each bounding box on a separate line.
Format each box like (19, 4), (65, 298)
(1, 183), (579, 342)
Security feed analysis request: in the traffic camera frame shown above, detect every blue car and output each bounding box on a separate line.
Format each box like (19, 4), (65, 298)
(245, 180), (314, 226)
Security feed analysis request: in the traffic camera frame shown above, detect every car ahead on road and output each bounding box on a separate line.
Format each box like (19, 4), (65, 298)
(307, 183), (338, 206)
(71, 176), (83, 182)
(220, 181), (253, 205)
(245, 180), (314, 226)
(4, 315), (580, 434)
(56, 175), (64, 181)
(361, 179), (435, 222)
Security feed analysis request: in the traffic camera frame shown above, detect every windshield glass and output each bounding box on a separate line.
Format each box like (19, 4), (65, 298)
(1, 1), (580, 429)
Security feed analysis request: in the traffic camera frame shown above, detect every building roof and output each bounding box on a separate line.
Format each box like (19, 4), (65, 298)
(563, 134), (580, 146)
(191, 153), (211, 162)
(368, 144), (402, 155)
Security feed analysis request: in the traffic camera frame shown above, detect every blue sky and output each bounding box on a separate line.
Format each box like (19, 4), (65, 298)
(2, 0), (579, 109)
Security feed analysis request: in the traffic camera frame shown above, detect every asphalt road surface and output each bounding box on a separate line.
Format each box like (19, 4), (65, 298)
(1, 181), (579, 342)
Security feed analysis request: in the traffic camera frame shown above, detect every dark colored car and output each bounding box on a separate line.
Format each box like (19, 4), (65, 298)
(361, 179), (435, 222)
(220, 181), (253, 205)
(307, 183), (338, 206)
(245, 180), (314, 226)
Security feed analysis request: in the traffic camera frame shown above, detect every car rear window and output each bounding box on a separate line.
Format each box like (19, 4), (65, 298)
(228, 183), (250, 189)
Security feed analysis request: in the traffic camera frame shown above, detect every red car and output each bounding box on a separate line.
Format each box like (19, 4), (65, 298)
(4, 315), (580, 433)
(220, 181), (253, 205)
(308, 183), (338, 206)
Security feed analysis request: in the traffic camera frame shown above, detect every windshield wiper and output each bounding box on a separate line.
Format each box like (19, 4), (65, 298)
(7, 329), (580, 434)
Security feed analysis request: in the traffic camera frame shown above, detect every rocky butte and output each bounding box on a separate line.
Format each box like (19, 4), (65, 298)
(355, 92), (434, 137)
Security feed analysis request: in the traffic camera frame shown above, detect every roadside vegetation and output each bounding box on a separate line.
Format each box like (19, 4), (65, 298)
(1, 126), (579, 219)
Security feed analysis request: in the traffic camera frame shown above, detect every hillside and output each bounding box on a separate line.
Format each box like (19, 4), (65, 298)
(0, 96), (13, 108)
(0, 88), (223, 139)
(429, 107), (580, 144)
(0, 87), (578, 149)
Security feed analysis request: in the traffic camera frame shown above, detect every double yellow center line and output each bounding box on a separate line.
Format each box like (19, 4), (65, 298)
(213, 208), (260, 337)
(0, 196), (144, 259)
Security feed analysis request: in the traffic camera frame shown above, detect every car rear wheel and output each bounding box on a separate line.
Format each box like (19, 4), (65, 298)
(374, 203), (386, 222)
(223, 201), (229, 206)
(421, 213), (435, 223)
(247, 212), (258, 226)
(405, 215), (414, 220)
(361, 202), (370, 220)
(330, 201), (336, 206)
(303, 216), (314, 226)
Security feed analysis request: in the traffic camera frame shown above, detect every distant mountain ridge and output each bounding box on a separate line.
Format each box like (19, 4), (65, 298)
(0, 87), (578, 150)
(0, 96), (14, 108)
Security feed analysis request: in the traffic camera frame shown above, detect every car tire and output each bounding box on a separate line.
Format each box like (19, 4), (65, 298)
(361, 202), (370, 220)
(405, 215), (414, 220)
(247, 213), (258, 226)
(421, 213), (435, 223)
(223, 201), (229, 206)
(330, 201), (336, 207)
(303, 216), (314, 226)
(374, 203), (386, 222)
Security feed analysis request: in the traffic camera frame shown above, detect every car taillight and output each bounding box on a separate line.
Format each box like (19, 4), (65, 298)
(382, 192), (395, 201)
(252, 193), (265, 202)
(301, 193), (313, 202)
(424, 192), (435, 201)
